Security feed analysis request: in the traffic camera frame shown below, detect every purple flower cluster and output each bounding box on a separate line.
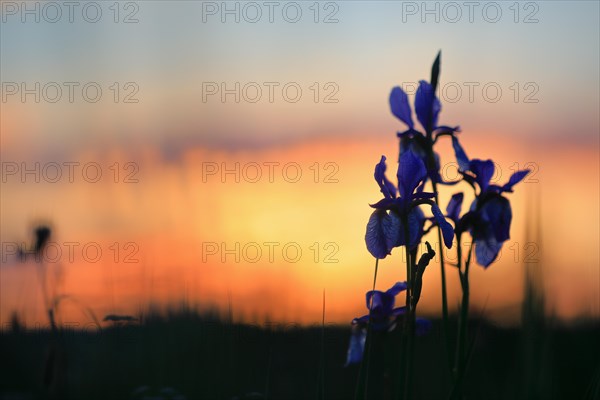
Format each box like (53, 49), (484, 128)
(347, 52), (529, 369)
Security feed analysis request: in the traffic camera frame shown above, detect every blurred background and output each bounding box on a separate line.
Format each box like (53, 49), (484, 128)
(1, 0), (599, 329)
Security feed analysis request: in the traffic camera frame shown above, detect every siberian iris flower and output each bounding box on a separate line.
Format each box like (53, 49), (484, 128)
(353, 281), (408, 330)
(345, 282), (431, 366)
(389, 79), (459, 184)
(365, 150), (454, 259)
(449, 138), (530, 267)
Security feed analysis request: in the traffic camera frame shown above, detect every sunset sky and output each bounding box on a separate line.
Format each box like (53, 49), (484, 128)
(1, 1), (598, 328)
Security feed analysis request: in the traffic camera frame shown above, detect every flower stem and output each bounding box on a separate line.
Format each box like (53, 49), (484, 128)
(355, 258), (379, 400)
(399, 220), (414, 400)
(453, 239), (473, 398)
(423, 136), (451, 371)
(431, 178), (452, 373)
(403, 249), (416, 400)
(363, 258), (379, 399)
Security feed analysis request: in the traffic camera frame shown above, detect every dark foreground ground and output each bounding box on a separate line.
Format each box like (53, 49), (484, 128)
(1, 311), (599, 400)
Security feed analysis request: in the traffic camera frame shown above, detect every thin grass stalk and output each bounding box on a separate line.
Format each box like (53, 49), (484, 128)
(355, 258), (379, 400)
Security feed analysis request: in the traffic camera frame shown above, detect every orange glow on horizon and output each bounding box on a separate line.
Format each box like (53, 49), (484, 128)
(1, 133), (598, 328)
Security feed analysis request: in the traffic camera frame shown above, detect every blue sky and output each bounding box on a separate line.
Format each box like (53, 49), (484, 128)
(2, 1), (598, 161)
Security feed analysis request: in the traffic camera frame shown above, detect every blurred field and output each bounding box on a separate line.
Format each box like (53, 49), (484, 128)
(1, 308), (599, 400)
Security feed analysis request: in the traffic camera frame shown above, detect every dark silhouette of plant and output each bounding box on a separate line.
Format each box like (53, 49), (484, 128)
(347, 52), (530, 400)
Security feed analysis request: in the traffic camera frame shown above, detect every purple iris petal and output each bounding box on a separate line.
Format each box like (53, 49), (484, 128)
(365, 209), (400, 259)
(469, 159), (495, 192)
(434, 125), (461, 135)
(345, 326), (366, 366)
(369, 197), (397, 210)
(501, 169), (530, 193)
(363, 282), (407, 319)
(397, 150), (427, 199)
(386, 281), (408, 297)
(399, 135), (428, 159)
(407, 206), (426, 248)
(354, 282), (408, 331)
(474, 225), (503, 268)
(390, 86), (414, 129)
(431, 203), (455, 248)
(452, 136), (470, 172)
(446, 192), (464, 222)
(365, 290), (395, 318)
(399, 136), (441, 183)
(481, 195), (512, 242)
(469, 198), (478, 213)
(415, 80), (441, 132)
(384, 206), (422, 249)
(430, 151), (443, 183)
(374, 156), (397, 199)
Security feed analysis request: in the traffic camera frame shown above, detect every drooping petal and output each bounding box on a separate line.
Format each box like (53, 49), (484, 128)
(480, 195), (512, 242)
(345, 326), (366, 366)
(365, 210), (399, 259)
(431, 203), (455, 248)
(446, 192), (464, 222)
(389, 86), (414, 129)
(469, 159), (495, 192)
(415, 80), (441, 132)
(474, 226), (503, 268)
(452, 136), (470, 172)
(501, 169), (530, 193)
(397, 149), (427, 199)
(388, 210), (405, 250)
(374, 156), (397, 199)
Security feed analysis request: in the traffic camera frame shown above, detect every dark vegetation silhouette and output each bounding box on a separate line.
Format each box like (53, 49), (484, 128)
(1, 306), (599, 399)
